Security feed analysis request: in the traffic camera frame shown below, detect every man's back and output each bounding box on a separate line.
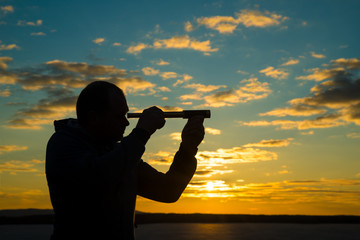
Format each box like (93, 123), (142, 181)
(46, 119), (142, 239)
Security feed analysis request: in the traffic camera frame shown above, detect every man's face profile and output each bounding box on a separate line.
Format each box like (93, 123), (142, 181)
(93, 92), (129, 143)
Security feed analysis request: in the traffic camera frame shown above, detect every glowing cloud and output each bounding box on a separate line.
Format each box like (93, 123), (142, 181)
(202, 78), (271, 107)
(260, 66), (289, 80)
(194, 9), (288, 34)
(0, 145), (28, 154)
(311, 51), (326, 59)
(93, 38), (105, 45)
(242, 138), (294, 148)
(127, 35), (218, 55)
(281, 59), (299, 66)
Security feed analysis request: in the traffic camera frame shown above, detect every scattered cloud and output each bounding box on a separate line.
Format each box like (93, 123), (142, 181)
(160, 72), (179, 80)
(194, 9), (288, 34)
(347, 132), (360, 139)
(142, 67), (160, 76)
(184, 178), (360, 205)
(311, 51), (326, 59)
(0, 5), (14, 15)
(170, 132), (181, 141)
(242, 138), (294, 148)
(126, 43), (151, 55)
(0, 88), (11, 97)
(238, 116), (347, 130)
(156, 59), (170, 66)
(201, 78), (271, 107)
(184, 83), (226, 93)
(1, 59), (158, 129)
(205, 127), (221, 135)
(184, 21), (195, 32)
(17, 19), (42, 26)
(242, 58), (360, 130)
(197, 147), (278, 164)
(93, 38), (105, 45)
(0, 145), (28, 154)
(0, 160), (39, 174)
(260, 105), (327, 117)
(113, 42), (121, 46)
(127, 35), (218, 55)
(259, 66), (289, 79)
(31, 32), (46, 36)
(281, 59), (299, 66)
(0, 42), (20, 51)
(237, 70), (249, 75)
(153, 35), (218, 53)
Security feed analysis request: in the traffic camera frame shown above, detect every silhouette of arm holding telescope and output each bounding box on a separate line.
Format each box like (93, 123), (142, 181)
(45, 81), (206, 240)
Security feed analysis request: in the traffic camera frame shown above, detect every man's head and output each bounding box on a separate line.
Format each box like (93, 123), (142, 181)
(76, 81), (129, 143)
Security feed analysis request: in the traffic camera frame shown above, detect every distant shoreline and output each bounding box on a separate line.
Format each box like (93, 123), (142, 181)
(1, 209), (359, 225)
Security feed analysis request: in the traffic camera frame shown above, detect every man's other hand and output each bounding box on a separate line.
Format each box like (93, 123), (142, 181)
(181, 115), (205, 149)
(136, 106), (166, 135)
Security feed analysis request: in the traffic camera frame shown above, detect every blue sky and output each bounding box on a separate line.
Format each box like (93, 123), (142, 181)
(1, 0), (360, 214)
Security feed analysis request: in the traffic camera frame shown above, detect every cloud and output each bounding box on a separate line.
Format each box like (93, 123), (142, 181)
(259, 66), (289, 79)
(113, 42), (121, 46)
(347, 132), (360, 139)
(6, 95), (77, 129)
(311, 51), (326, 59)
(127, 35), (218, 55)
(153, 35), (218, 53)
(0, 145), (28, 154)
(197, 16), (239, 34)
(260, 105), (327, 117)
(197, 147), (278, 164)
(142, 67), (160, 76)
(238, 115), (347, 130)
(31, 32), (46, 36)
(2, 60), (158, 129)
(242, 138), (294, 148)
(201, 78), (271, 107)
(156, 59), (170, 66)
(184, 83), (226, 93)
(0, 56), (13, 70)
(205, 128), (221, 135)
(331, 58), (360, 69)
(17, 19), (42, 26)
(281, 59), (299, 66)
(0, 160), (39, 174)
(184, 21), (195, 32)
(144, 151), (175, 165)
(183, 178), (360, 204)
(0, 5), (14, 15)
(243, 58), (360, 130)
(0, 42), (20, 51)
(194, 9), (288, 34)
(0, 88), (11, 97)
(93, 38), (105, 45)
(170, 132), (181, 141)
(160, 72), (179, 80)
(126, 43), (151, 55)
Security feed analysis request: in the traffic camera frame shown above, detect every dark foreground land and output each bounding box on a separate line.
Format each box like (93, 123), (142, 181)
(1, 209), (359, 225)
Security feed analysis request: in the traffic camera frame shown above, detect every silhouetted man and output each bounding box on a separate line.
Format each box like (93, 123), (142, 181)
(46, 81), (205, 240)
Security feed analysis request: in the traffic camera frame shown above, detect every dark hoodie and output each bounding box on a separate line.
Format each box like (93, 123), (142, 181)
(46, 119), (197, 240)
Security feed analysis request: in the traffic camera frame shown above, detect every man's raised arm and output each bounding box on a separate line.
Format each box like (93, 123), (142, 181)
(137, 116), (205, 203)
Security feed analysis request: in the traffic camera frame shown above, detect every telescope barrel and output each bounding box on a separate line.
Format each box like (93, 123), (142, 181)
(127, 110), (211, 119)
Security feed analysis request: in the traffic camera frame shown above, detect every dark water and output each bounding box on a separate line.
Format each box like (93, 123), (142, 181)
(0, 223), (359, 240)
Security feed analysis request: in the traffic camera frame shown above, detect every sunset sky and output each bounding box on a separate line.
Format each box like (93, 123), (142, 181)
(1, 0), (360, 215)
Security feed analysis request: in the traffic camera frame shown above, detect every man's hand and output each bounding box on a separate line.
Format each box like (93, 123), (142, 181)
(136, 106), (166, 135)
(181, 115), (205, 149)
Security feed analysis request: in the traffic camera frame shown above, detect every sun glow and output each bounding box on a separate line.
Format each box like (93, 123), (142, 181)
(206, 181), (214, 191)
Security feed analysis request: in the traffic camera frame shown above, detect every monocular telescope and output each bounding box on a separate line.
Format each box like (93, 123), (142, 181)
(127, 110), (211, 119)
